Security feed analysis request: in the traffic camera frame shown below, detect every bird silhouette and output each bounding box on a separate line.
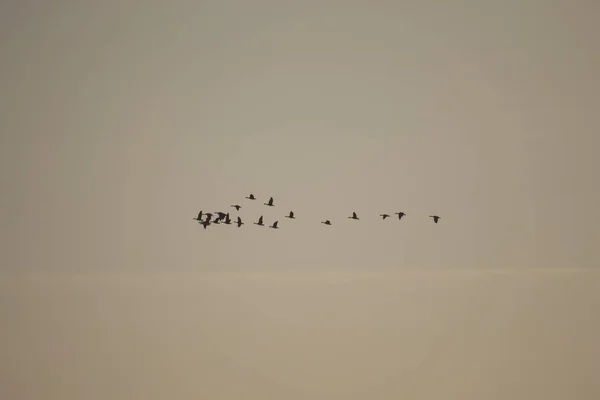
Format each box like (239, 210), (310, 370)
(349, 212), (359, 220)
(285, 211), (295, 219)
(254, 216), (264, 226)
(395, 212), (406, 220)
(246, 194), (256, 200)
(235, 216), (244, 227)
(203, 213), (213, 222)
(231, 205), (241, 211)
(379, 214), (390, 220)
(215, 212), (227, 220)
(264, 197), (274, 207)
(269, 221), (279, 229)
(193, 211), (203, 221)
(429, 215), (441, 223)
(201, 220), (211, 229)
(321, 220), (332, 225)
(223, 214), (232, 225)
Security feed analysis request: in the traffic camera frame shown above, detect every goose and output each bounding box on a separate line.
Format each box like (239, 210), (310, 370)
(193, 211), (203, 221)
(429, 215), (441, 223)
(223, 214), (232, 225)
(254, 216), (264, 226)
(321, 220), (332, 225)
(269, 221), (279, 229)
(348, 212), (359, 220)
(203, 213), (213, 222)
(246, 194), (256, 200)
(395, 212), (406, 220)
(235, 216), (244, 228)
(231, 205), (242, 211)
(285, 211), (295, 219)
(216, 212), (227, 220)
(264, 197), (274, 207)
(201, 220), (211, 229)
(379, 214), (390, 220)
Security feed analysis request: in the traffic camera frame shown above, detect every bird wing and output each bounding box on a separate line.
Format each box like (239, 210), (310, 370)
(273, 221), (278, 228)
(352, 212), (357, 218)
(290, 211), (294, 217)
(258, 216), (263, 223)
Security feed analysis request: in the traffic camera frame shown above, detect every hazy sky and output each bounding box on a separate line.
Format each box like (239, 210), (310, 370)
(1, 1), (600, 398)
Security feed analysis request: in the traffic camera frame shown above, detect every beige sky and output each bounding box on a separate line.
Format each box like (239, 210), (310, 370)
(1, 0), (600, 398)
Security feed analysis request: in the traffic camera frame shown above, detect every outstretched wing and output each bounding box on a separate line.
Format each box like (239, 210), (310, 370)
(258, 216), (263, 224)
(273, 221), (278, 228)
(352, 212), (357, 218)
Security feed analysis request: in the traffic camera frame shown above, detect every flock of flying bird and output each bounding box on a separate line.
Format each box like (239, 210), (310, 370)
(193, 193), (442, 230)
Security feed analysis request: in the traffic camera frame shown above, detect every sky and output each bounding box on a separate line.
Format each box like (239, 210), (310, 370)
(1, 0), (599, 398)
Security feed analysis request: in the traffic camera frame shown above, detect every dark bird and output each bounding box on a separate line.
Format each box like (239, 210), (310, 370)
(429, 215), (441, 223)
(235, 216), (244, 227)
(348, 212), (359, 220)
(264, 197), (274, 207)
(380, 214), (390, 220)
(321, 220), (332, 225)
(231, 205), (242, 211)
(203, 213), (213, 222)
(254, 216), (264, 226)
(223, 214), (232, 225)
(246, 194), (256, 200)
(395, 212), (406, 220)
(201, 220), (211, 229)
(216, 212), (227, 220)
(193, 211), (203, 221)
(269, 221), (279, 229)
(285, 211), (295, 219)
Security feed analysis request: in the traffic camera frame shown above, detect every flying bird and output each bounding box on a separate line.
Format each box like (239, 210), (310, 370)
(201, 220), (211, 229)
(235, 216), (244, 228)
(321, 220), (332, 225)
(216, 212), (227, 220)
(395, 212), (406, 220)
(348, 212), (359, 220)
(246, 194), (256, 200)
(223, 214), (232, 225)
(254, 216), (264, 226)
(285, 211), (295, 219)
(269, 221), (279, 229)
(193, 211), (203, 221)
(264, 197), (274, 207)
(380, 214), (390, 220)
(429, 215), (441, 223)
(231, 205), (241, 211)
(203, 213), (213, 222)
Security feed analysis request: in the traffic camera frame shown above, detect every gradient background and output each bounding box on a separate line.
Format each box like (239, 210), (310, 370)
(1, 0), (599, 398)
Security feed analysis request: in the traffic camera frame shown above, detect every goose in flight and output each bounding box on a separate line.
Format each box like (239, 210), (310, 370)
(269, 221), (279, 229)
(264, 197), (274, 207)
(203, 213), (213, 222)
(429, 215), (441, 223)
(193, 211), (203, 221)
(223, 214), (232, 225)
(215, 212), (227, 220)
(379, 214), (390, 220)
(246, 194), (256, 200)
(348, 212), (359, 220)
(285, 211), (295, 219)
(254, 216), (264, 226)
(201, 220), (211, 229)
(231, 205), (242, 211)
(321, 220), (332, 225)
(235, 216), (244, 228)
(395, 212), (406, 220)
